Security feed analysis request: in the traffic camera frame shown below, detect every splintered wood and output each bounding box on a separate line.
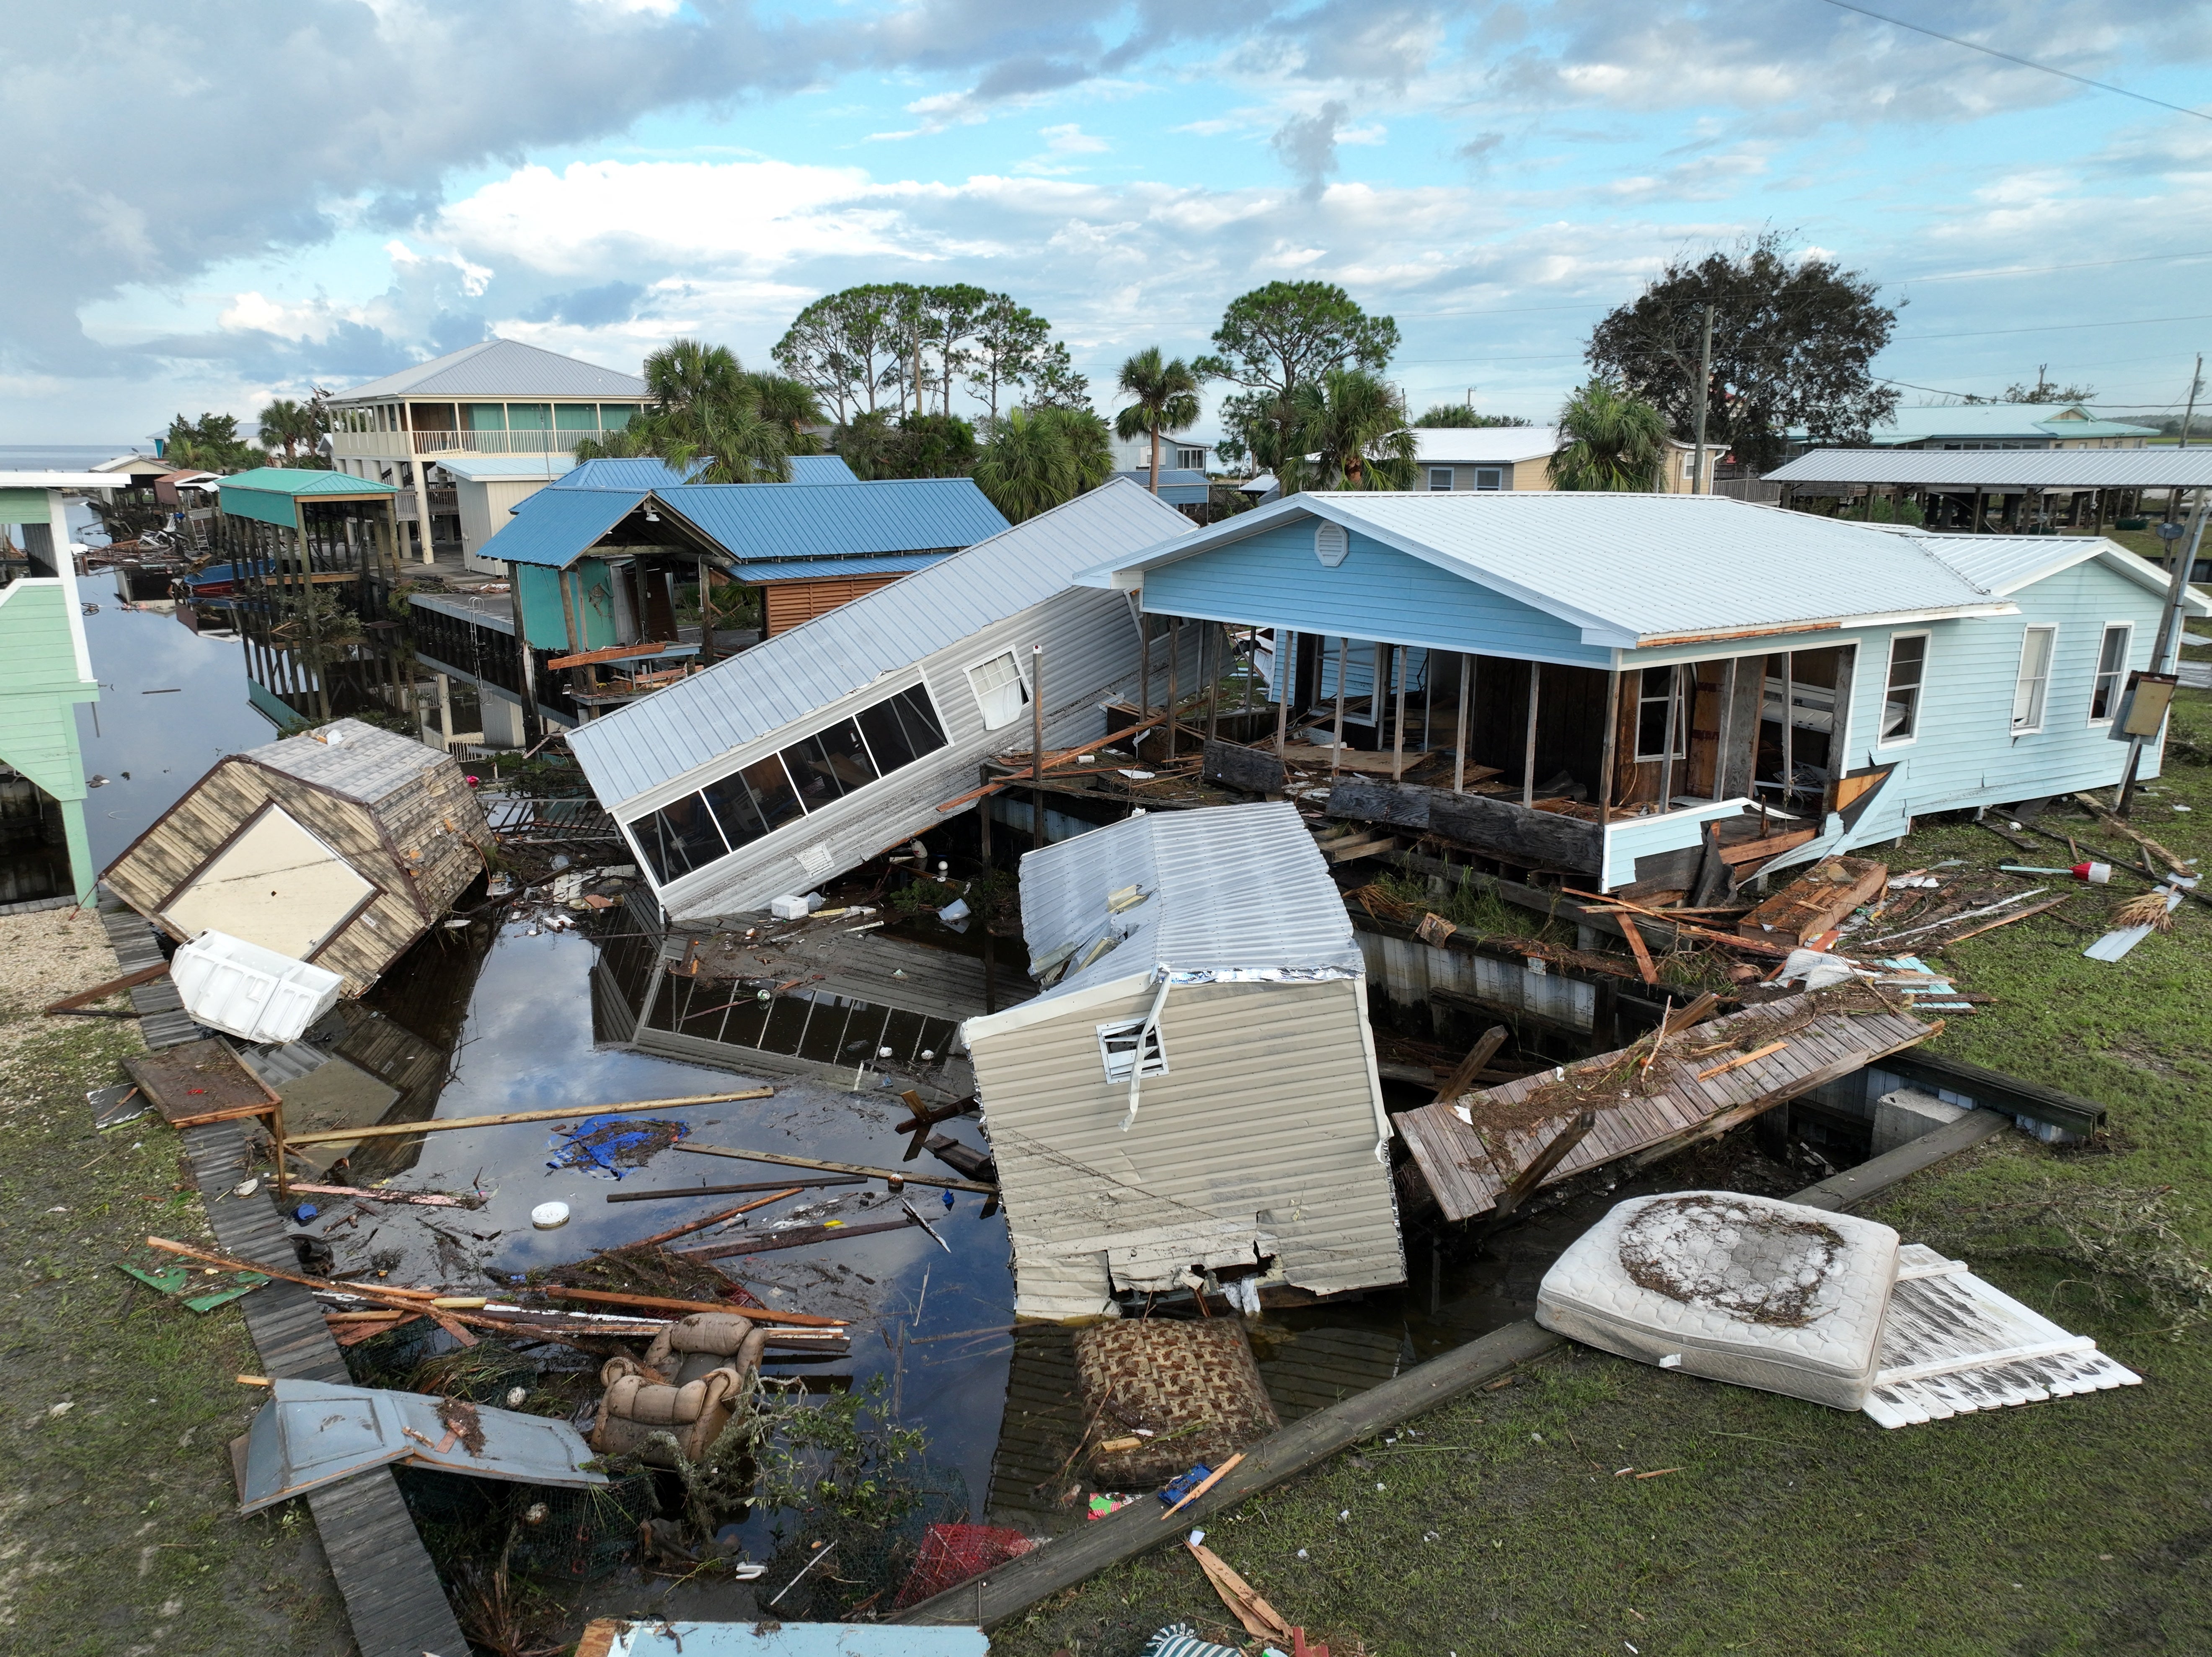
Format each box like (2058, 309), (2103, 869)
(1391, 987), (1937, 1223)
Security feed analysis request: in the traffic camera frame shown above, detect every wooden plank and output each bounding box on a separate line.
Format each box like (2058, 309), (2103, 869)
(1616, 915), (1658, 985)
(1737, 857), (1888, 945)
(43, 960), (171, 1012)
(540, 1287), (848, 1328)
(1203, 738), (1287, 795)
(126, 1038), (282, 1127)
(1793, 1108), (2012, 1211)
(1429, 790), (1602, 873)
(286, 1088), (773, 1146)
(675, 1141), (997, 1193)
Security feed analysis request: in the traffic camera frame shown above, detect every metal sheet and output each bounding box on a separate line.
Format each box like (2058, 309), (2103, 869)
(240, 1379), (607, 1515)
(568, 480), (1194, 810)
(1770, 448), (2212, 487)
(332, 338), (649, 403)
(657, 477), (1006, 563)
(588, 1621), (989, 1657)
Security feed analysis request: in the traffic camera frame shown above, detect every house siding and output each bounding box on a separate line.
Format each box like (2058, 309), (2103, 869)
(1139, 520), (1610, 666)
(969, 974), (1403, 1321)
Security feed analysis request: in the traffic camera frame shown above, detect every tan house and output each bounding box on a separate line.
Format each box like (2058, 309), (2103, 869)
(327, 338), (648, 563)
(1411, 427), (1724, 494)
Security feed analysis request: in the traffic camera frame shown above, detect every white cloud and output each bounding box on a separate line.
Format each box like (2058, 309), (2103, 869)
(1040, 123), (1110, 154)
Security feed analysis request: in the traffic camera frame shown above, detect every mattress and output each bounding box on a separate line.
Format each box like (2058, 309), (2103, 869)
(1536, 1191), (1902, 1411)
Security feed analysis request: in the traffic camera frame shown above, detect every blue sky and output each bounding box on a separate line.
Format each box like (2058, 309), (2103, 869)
(8, 0), (2212, 443)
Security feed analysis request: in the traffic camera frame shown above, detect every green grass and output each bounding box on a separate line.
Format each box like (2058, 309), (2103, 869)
(992, 693), (2212, 1657)
(0, 980), (349, 1654)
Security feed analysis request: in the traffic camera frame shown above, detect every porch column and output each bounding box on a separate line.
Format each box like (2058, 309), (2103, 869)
(508, 572), (543, 749)
(1204, 623), (1222, 744)
(437, 671), (455, 750)
(1273, 627), (1290, 756)
(1137, 608), (1151, 721)
(1453, 652), (1472, 793)
(697, 557), (716, 666)
(1521, 661), (1541, 807)
(1331, 638), (1346, 782)
(1164, 616), (1181, 761)
(1390, 643), (1407, 782)
(1657, 662), (1681, 806)
(1596, 667), (1621, 828)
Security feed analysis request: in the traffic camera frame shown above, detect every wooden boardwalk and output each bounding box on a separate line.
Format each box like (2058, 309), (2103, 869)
(102, 905), (469, 1657)
(1394, 992), (1937, 1223)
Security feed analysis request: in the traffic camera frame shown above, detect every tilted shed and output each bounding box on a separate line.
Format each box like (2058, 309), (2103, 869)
(961, 801), (1404, 1321)
(104, 719), (493, 994)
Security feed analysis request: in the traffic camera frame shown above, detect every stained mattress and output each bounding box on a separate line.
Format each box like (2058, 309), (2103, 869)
(1535, 1191), (1901, 1411)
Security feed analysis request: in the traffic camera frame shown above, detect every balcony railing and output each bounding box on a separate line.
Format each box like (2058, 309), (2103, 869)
(409, 429), (580, 455)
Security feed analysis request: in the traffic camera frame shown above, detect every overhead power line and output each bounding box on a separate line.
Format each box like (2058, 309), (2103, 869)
(1814, 0), (2212, 123)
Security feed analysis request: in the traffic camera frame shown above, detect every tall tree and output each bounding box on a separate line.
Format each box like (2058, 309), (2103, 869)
(574, 338), (793, 481)
(747, 372), (827, 452)
(971, 405), (1114, 524)
(1113, 348), (1202, 493)
(832, 411), (977, 480)
(1285, 369), (1417, 491)
(1023, 341), (1091, 411)
(1414, 403), (1530, 428)
(967, 295), (1052, 423)
(1198, 281), (1399, 479)
(162, 412), (261, 472)
(1548, 379), (1668, 492)
(1586, 230), (1898, 471)
(256, 397), (317, 462)
(773, 286), (899, 422)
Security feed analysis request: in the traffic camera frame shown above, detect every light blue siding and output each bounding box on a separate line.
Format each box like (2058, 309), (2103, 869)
(1140, 520), (1610, 667)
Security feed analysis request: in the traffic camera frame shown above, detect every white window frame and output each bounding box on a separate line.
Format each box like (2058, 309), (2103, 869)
(1427, 467), (1453, 492)
(2010, 624), (2058, 735)
(1632, 665), (1689, 762)
(1878, 630), (1929, 748)
(2087, 621), (2132, 725)
(965, 648), (1030, 731)
(1472, 467), (1504, 491)
(1097, 1016), (1169, 1083)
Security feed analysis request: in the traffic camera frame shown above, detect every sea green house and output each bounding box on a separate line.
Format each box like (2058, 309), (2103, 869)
(0, 476), (105, 907)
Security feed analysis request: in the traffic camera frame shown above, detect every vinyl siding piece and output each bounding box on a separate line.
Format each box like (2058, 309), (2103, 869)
(963, 803), (1402, 1320)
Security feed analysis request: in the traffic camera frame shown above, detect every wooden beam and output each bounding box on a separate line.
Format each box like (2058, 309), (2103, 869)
(675, 1141), (996, 1193)
(1430, 1025), (1509, 1104)
(540, 1287), (848, 1328)
(1596, 666), (1620, 828)
(1616, 914), (1659, 985)
(43, 960), (170, 1014)
(284, 1089), (774, 1147)
(1521, 661), (1540, 807)
(1486, 1109), (1595, 1226)
(1454, 652), (1472, 794)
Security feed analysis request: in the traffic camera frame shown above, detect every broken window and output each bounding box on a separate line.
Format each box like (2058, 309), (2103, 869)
(1096, 1017), (1168, 1083)
(968, 652), (1028, 730)
(2011, 625), (2057, 733)
(783, 718), (875, 806)
(2089, 623), (2131, 722)
(632, 793), (728, 884)
(1634, 666), (1688, 761)
(1881, 633), (1926, 743)
(702, 754), (804, 852)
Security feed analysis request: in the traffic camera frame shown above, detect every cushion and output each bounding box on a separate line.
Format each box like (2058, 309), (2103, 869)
(1073, 1319), (1281, 1486)
(1536, 1191), (1901, 1410)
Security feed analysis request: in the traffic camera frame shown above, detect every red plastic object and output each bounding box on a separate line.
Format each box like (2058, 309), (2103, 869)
(891, 1523), (1037, 1608)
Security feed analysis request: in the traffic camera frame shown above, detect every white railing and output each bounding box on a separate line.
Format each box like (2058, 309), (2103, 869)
(409, 429), (580, 455)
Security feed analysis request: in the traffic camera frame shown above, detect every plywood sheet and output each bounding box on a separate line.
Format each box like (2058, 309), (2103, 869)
(160, 805), (373, 960)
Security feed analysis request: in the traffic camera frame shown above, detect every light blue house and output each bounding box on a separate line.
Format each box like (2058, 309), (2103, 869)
(1086, 491), (2208, 892)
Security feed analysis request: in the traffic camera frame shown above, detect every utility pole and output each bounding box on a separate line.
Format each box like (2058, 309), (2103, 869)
(2118, 485), (2209, 814)
(1690, 304), (1715, 496)
(2180, 353), (2202, 449)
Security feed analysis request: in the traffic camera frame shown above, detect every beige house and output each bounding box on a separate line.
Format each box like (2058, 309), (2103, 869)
(327, 338), (647, 563)
(1411, 427), (1724, 494)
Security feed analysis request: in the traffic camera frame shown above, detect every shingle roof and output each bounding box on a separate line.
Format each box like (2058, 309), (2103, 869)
(331, 339), (648, 402)
(567, 479), (1193, 807)
(1088, 491), (2037, 646)
(1010, 800), (1364, 1007)
(243, 717), (451, 806)
(1768, 449), (2212, 488)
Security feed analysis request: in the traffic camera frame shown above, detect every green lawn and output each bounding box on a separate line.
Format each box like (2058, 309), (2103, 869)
(992, 692), (2212, 1657)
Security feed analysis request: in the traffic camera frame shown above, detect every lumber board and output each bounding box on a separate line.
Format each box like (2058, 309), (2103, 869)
(1792, 1107), (2011, 1211)
(1429, 791), (1604, 873)
(1203, 738), (1287, 795)
(285, 1089), (773, 1146)
(1874, 1048), (2107, 1138)
(1736, 857), (1887, 944)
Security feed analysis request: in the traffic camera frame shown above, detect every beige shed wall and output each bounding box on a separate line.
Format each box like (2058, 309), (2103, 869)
(970, 976), (1403, 1321)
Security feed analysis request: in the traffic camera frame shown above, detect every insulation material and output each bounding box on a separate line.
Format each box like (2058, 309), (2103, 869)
(1074, 1319), (1282, 1487)
(1536, 1191), (1901, 1411)
(1862, 1244), (2141, 1428)
(170, 929), (346, 1044)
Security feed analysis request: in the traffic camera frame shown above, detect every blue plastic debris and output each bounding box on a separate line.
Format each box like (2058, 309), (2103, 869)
(292, 1202), (319, 1224)
(941, 1188), (955, 1210)
(1157, 1464), (1213, 1508)
(547, 1115), (689, 1179)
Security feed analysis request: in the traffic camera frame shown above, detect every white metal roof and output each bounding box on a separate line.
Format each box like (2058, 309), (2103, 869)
(1408, 426), (1561, 465)
(970, 801), (1364, 1037)
(1909, 532), (2208, 610)
(1089, 491), (2042, 647)
(1867, 403), (2156, 442)
(331, 339), (648, 403)
(430, 454), (577, 483)
(566, 478), (1194, 808)
(1769, 448), (2212, 488)
(0, 471), (119, 489)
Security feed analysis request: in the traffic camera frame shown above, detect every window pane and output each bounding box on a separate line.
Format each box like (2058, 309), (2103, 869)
(782, 722), (873, 807)
(969, 652), (1027, 730)
(741, 754), (805, 831)
(702, 769), (770, 849)
(817, 719), (877, 789)
(506, 403), (552, 432)
(2091, 625), (2129, 720)
(857, 697), (923, 774)
(2098, 625), (2129, 675)
(554, 404), (600, 431)
(599, 405), (638, 431)
(2013, 627), (2054, 730)
(465, 403), (507, 431)
(1886, 634), (1925, 689)
(892, 685), (947, 752)
(1429, 468), (1452, 491)
(631, 792), (726, 884)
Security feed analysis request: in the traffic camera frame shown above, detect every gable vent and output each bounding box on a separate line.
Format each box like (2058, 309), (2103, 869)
(1314, 521), (1350, 567)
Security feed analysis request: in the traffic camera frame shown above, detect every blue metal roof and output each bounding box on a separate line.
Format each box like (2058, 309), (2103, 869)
(726, 551), (948, 583)
(479, 486), (644, 568)
(550, 457), (710, 491)
(790, 454), (860, 485)
(656, 478), (1008, 562)
(1110, 468), (1210, 505)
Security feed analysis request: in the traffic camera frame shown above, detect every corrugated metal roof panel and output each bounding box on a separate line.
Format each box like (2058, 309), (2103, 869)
(549, 457), (710, 491)
(433, 454), (577, 483)
(1769, 448), (2212, 487)
(1016, 800), (1362, 1001)
(219, 467), (399, 497)
(1093, 492), (2010, 645)
(791, 455), (860, 485)
(1410, 426), (1561, 464)
(657, 478), (1007, 561)
(728, 552), (946, 582)
(567, 479), (1192, 807)
(478, 487), (644, 568)
(332, 338), (648, 402)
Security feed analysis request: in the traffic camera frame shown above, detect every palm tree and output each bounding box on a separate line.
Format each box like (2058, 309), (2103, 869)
(746, 373), (827, 454)
(257, 398), (317, 463)
(973, 408), (1077, 523)
(1289, 369), (1417, 491)
(1042, 406), (1114, 492)
(1113, 348), (1202, 493)
(1549, 378), (1668, 491)
(574, 338), (793, 480)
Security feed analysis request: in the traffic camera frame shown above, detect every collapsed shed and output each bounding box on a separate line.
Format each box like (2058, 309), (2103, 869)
(961, 800), (1404, 1320)
(566, 479), (1198, 921)
(104, 718), (494, 994)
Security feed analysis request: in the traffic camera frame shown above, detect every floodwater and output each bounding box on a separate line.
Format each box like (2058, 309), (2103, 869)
(70, 583), (1842, 1571)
